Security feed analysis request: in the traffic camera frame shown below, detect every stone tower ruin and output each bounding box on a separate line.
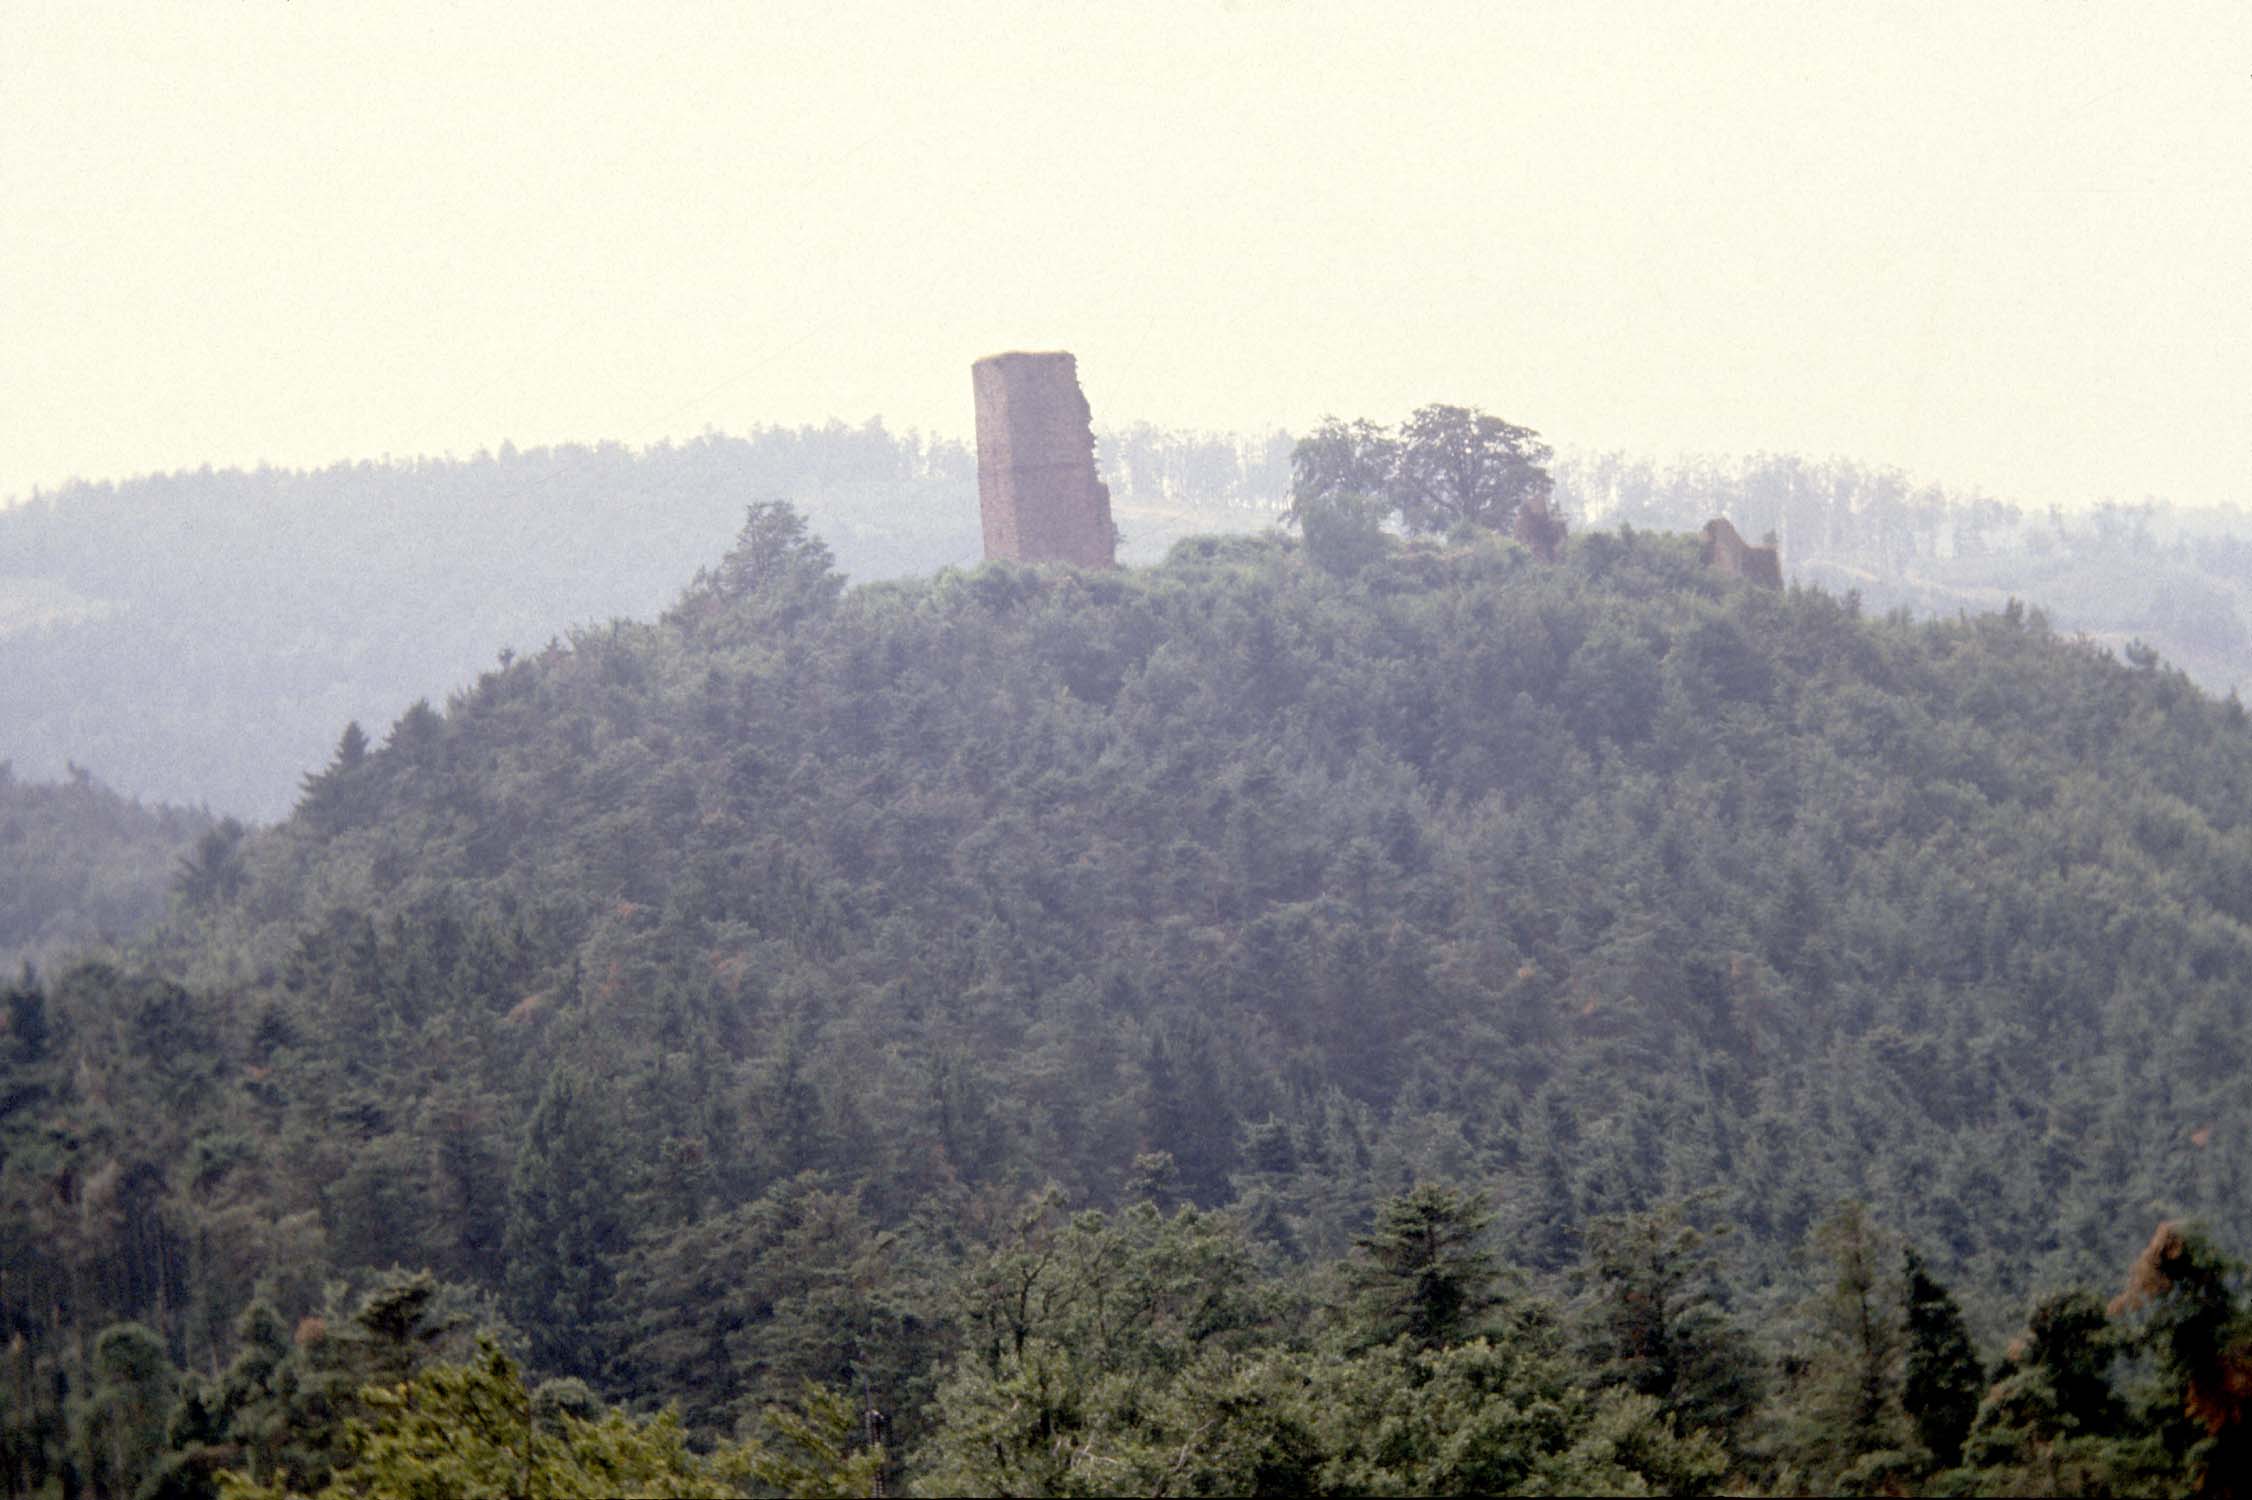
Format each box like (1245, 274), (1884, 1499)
(1700, 517), (1782, 587)
(971, 351), (1116, 568)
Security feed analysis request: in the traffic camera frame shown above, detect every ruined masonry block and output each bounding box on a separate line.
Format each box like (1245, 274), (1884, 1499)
(972, 351), (1116, 568)
(1701, 517), (1782, 587)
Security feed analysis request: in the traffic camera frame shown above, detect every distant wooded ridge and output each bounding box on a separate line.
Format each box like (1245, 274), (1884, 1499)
(0, 763), (214, 974)
(2, 421), (2246, 818)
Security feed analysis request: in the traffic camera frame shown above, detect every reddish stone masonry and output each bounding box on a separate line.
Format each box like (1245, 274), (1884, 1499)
(1701, 517), (1782, 587)
(971, 351), (1116, 568)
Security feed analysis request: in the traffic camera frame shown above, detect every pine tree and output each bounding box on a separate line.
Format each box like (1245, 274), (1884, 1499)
(1959, 1286), (2140, 1493)
(71, 1322), (176, 1500)
(1575, 1201), (1764, 1451)
(2022, 1289), (2124, 1436)
(1785, 1202), (1912, 1488)
(1900, 1248), (1983, 1469)
(1347, 1185), (1502, 1350)
(502, 1070), (631, 1380)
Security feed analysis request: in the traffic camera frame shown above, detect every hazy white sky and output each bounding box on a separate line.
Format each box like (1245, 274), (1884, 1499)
(3, 0), (2245, 509)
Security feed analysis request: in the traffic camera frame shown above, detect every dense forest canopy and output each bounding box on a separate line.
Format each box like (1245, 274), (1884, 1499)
(6, 503), (2250, 1496)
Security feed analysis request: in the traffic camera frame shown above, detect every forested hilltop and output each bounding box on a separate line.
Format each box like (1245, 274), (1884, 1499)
(1556, 450), (2252, 700)
(0, 424), (1287, 818)
(0, 766), (213, 974)
(6, 510), (2249, 1496)
(10, 417), (2252, 826)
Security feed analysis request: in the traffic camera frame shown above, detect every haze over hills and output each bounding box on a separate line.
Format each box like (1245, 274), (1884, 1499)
(10, 2), (2249, 1490)
(0, 423), (1288, 819)
(0, 765), (214, 975)
(4, 421), (2248, 823)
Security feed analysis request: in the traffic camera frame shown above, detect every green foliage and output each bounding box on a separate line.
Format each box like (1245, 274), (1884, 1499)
(915, 1221), (1723, 1498)
(951, 1196), (1269, 1383)
(216, 1339), (763, 1500)
(1294, 488), (1391, 578)
(1392, 404), (1555, 537)
(0, 762), (211, 970)
(1345, 1185), (1503, 1350)
(1292, 404), (1554, 538)
(1782, 1202), (1912, 1484)
(1288, 417), (1398, 518)
(607, 1174), (940, 1441)
(915, 1198), (1276, 1494)
(671, 502), (845, 644)
(503, 1071), (630, 1381)
(1951, 1287), (2143, 1497)
(14, 503), (2252, 1495)
(744, 1383), (885, 1500)
(175, 820), (249, 909)
(72, 1322), (177, 1500)
(151, 1274), (497, 1498)
(339, 1272), (473, 1390)
(1900, 1249), (1983, 1469)
(2110, 1222), (2252, 1498)
(298, 725), (374, 836)
(155, 1299), (306, 1498)
(1574, 1201), (1764, 1454)
(1303, 1339), (1728, 1497)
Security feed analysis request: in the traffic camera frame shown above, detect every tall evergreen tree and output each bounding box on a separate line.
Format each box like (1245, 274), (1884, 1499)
(503, 1070), (631, 1381)
(1785, 1202), (1912, 1487)
(71, 1323), (176, 1500)
(1900, 1248), (1983, 1469)
(1347, 1185), (1502, 1350)
(1575, 1201), (1764, 1451)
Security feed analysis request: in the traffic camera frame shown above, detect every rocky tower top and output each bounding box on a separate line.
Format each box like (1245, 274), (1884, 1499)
(971, 351), (1116, 568)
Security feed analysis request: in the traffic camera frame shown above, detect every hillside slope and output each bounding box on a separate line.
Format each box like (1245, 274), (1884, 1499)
(0, 425), (1287, 820)
(1557, 450), (2252, 702)
(10, 512), (2250, 1395)
(0, 428), (982, 817)
(0, 765), (213, 972)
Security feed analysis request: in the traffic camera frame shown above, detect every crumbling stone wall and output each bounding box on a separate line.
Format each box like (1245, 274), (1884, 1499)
(1513, 490), (1565, 562)
(1701, 517), (1782, 587)
(972, 351), (1116, 568)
